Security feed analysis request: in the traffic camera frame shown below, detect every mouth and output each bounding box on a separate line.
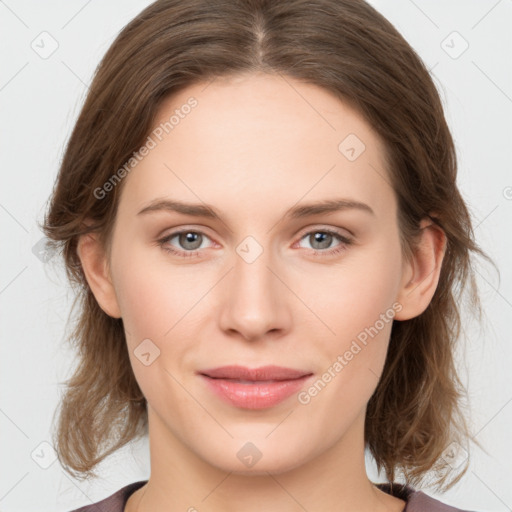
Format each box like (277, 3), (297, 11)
(199, 365), (311, 381)
(197, 365), (314, 409)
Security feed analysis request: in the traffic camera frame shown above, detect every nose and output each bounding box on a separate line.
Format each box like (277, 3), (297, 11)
(218, 243), (292, 342)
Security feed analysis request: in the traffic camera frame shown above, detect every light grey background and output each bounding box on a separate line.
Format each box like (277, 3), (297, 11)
(0, 1), (511, 511)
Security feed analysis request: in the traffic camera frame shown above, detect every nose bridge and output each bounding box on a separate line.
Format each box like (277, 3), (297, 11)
(218, 235), (289, 340)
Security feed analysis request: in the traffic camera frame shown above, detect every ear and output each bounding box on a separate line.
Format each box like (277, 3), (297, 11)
(77, 231), (122, 319)
(394, 218), (447, 321)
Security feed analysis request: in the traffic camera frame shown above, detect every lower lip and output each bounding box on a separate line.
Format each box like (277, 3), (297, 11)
(200, 374), (313, 409)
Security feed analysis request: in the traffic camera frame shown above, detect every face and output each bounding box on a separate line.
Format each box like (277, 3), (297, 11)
(101, 72), (413, 475)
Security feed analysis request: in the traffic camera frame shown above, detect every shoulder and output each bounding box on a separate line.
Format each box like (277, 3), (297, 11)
(67, 480), (147, 512)
(407, 489), (479, 512)
(68, 480), (479, 512)
(376, 483), (478, 512)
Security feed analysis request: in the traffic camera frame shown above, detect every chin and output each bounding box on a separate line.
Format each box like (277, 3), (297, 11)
(188, 434), (312, 475)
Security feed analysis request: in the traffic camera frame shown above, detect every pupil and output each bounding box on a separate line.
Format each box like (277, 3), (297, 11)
(181, 232), (201, 250)
(313, 232), (331, 249)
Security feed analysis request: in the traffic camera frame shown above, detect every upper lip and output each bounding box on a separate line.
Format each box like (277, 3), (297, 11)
(199, 365), (312, 381)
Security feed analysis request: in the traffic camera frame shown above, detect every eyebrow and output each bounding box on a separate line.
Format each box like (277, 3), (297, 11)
(137, 197), (375, 220)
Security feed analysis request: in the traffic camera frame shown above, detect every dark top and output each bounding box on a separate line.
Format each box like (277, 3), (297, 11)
(68, 480), (476, 511)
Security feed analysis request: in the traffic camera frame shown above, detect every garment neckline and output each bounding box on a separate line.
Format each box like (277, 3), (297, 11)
(120, 480), (415, 510)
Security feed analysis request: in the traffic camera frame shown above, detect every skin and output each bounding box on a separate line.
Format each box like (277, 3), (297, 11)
(78, 72), (446, 512)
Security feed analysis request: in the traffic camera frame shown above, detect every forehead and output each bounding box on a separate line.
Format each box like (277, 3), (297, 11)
(117, 73), (395, 222)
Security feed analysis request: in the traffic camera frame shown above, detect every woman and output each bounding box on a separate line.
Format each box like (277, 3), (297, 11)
(42, 0), (493, 510)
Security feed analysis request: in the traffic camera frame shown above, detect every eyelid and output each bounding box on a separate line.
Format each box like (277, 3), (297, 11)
(295, 224), (353, 240)
(160, 224), (352, 244)
(160, 227), (218, 249)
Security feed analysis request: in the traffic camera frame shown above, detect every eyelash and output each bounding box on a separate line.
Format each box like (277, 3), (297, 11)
(157, 228), (353, 259)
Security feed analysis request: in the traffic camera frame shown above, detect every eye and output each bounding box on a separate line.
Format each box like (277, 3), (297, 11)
(157, 229), (214, 258)
(296, 228), (353, 257)
(157, 227), (353, 259)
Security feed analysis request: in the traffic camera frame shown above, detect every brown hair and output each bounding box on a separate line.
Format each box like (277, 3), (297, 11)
(42, 0), (494, 490)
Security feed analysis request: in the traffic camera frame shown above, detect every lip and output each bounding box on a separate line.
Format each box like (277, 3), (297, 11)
(198, 365), (313, 410)
(199, 365), (311, 381)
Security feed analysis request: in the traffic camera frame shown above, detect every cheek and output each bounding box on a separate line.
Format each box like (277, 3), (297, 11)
(300, 247), (402, 341)
(299, 246), (402, 394)
(111, 237), (207, 339)
(111, 246), (199, 406)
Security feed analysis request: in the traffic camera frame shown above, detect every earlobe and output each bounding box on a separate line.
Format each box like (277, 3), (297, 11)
(77, 232), (122, 319)
(394, 218), (447, 321)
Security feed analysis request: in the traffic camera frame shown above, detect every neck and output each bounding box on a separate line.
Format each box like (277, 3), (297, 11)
(126, 406), (405, 512)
